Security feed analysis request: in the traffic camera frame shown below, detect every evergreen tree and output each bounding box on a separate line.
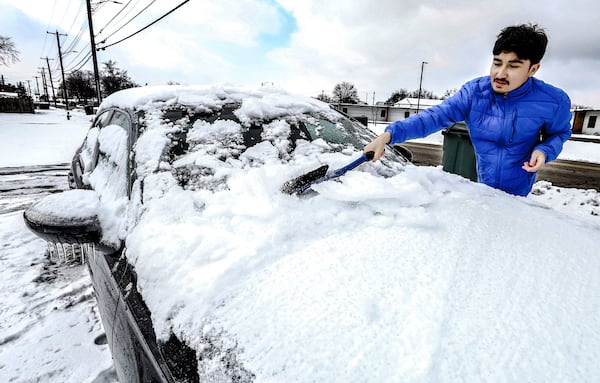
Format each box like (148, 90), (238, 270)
(101, 60), (137, 96)
(65, 70), (95, 103)
(385, 88), (410, 105)
(315, 92), (332, 103)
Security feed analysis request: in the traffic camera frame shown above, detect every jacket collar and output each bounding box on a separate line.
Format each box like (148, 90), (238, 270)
(494, 77), (533, 99)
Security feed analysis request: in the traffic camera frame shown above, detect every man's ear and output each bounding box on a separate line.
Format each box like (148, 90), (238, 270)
(529, 63), (541, 77)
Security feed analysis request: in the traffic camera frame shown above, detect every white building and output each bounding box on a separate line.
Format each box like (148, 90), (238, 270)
(332, 97), (444, 124)
(574, 109), (600, 135)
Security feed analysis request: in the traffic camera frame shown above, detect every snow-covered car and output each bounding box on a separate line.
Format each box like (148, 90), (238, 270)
(23, 85), (600, 382)
(22, 85), (408, 382)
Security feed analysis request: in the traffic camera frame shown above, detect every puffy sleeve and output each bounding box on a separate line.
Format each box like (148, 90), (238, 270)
(535, 91), (572, 162)
(384, 80), (474, 145)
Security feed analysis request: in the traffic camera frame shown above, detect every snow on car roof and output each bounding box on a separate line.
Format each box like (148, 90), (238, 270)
(98, 84), (338, 124)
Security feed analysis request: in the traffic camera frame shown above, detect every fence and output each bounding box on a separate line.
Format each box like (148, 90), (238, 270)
(0, 96), (35, 113)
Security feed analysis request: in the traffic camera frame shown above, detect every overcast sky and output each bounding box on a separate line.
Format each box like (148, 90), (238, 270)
(1, 0), (599, 107)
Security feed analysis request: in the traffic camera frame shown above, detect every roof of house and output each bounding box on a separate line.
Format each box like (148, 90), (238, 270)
(0, 91), (19, 98)
(394, 97), (444, 108)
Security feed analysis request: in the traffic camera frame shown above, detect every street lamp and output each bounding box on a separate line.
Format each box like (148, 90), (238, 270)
(416, 61), (428, 114)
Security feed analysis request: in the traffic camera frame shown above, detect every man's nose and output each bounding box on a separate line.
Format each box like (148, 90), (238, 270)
(497, 65), (508, 78)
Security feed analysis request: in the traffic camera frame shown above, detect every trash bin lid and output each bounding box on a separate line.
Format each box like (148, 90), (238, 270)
(442, 122), (469, 136)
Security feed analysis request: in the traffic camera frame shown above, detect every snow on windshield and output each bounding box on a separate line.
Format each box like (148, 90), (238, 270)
(96, 85), (600, 381)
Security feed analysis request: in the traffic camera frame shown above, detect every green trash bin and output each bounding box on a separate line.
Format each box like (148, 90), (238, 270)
(441, 122), (478, 182)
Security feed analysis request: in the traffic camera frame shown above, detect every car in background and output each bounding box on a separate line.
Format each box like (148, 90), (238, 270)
(24, 85), (409, 382)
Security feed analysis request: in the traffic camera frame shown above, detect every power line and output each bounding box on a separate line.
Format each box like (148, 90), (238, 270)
(65, 51), (93, 73)
(39, 0), (59, 59)
(96, 0), (136, 35)
(97, 0), (190, 50)
(98, 0), (156, 43)
(57, 0), (75, 29)
(65, 0), (85, 34)
(64, 49), (93, 72)
(62, 19), (88, 54)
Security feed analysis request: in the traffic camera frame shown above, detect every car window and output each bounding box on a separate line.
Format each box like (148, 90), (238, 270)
(95, 109), (113, 128)
(79, 110), (113, 178)
(303, 117), (363, 150)
(84, 110), (132, 200)
(88, 123), (129, 200)
(107, 110), (132, 131)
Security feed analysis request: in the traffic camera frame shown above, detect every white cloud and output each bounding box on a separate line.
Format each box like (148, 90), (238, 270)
(2, 0), (600, 106)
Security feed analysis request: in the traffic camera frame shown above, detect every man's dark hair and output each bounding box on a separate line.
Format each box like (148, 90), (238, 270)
(493, 24), (548, 65)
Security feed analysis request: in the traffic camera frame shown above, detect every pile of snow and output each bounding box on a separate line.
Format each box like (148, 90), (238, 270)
(81, 85), (600, 381)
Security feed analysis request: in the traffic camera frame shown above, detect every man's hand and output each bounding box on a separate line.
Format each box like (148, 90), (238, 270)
(364, 132), (392, 161)
(522, 149), (546, 172)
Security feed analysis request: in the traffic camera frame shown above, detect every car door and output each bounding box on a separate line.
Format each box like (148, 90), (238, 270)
(82, 109), (174, 383)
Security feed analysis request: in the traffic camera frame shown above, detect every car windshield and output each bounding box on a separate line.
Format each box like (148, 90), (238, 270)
(159, 104), (404, 191)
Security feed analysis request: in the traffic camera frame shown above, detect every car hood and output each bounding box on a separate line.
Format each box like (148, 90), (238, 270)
(125, 158), (600, 382)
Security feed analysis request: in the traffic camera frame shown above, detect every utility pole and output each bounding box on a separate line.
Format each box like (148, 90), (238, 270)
(42, 57), (57, 107)
(33, 76), (41, 97)
(48, 30), (70, 119)
(371, 91), (376, 123)
(38, 67), (49, 101)
(416, 61), (428, 114)
(86, 0), (102, 104)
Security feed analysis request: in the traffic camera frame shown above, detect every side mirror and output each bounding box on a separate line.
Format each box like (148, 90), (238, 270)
(24, 189), (102, 245)
(392, 144), (413, 162)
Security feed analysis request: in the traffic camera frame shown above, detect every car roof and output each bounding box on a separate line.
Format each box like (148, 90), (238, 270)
(97, 85), (340, 124)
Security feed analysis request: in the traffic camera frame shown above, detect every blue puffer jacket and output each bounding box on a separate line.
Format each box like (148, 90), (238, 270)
(385, 76), (572, 196)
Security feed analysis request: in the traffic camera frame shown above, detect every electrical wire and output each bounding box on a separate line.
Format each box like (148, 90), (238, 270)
(65, 51), (93, 73)
(57, 0), (74, 30)
(97, 0), (190, 50)
(98, 0), (156, 43)
(39, 0), (59, 61)
(96, 0), (136, 35)
(63, 45), (90, 69)
(65, 0), (85, 34)
(62, 20), (88, 55)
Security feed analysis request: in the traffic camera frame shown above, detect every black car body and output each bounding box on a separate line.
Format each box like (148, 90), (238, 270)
(24, 85), (408, 382)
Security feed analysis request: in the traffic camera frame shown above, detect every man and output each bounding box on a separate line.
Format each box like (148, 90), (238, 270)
(364, 24), (572, 196)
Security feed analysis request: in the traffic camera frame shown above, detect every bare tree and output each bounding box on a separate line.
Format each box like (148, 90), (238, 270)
(442, 88), (459, 99)
(332, 81), (360, 104)
(0, 36), (20, 66)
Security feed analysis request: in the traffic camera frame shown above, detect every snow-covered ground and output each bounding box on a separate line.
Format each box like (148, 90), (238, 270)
(1, 106), (599, 382)
(0, 108), (117, 382)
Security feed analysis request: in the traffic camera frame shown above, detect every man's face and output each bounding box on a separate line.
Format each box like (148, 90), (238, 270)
(490, 51), (540, 94)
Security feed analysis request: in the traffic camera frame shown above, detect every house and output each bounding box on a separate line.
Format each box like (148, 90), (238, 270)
(332, 97), (445, 124)
(572, 108), (600, 135)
